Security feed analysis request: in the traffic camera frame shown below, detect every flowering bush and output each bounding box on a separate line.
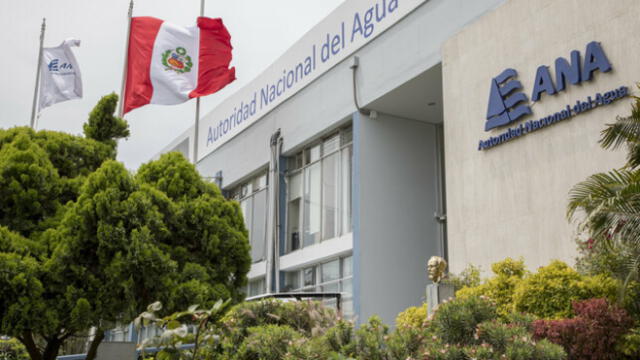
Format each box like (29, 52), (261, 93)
(395, 302), (427, 329)
(456, 258), (527, 316)
(532, 298), (633, 360)
(513, 261), (618, 319)
(431, 296), (497, 345)
(457, 259), (619, 319)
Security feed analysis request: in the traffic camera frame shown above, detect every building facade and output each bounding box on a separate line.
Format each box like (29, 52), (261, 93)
(155, 0), (640, 325)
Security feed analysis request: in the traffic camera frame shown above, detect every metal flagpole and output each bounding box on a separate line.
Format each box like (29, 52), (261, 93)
(118, 0), (134, 118)
(193, 0), (205, 164)
(30, 18), (46, 129)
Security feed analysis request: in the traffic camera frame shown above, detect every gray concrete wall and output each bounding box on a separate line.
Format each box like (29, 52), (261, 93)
(196, 0), (504, 187)
(442, 0), (640, 274)
(354, 112), (440, 325)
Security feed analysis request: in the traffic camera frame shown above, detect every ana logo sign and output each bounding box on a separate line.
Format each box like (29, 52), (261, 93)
(485, 68), (531, 131)
(479, 41), (628, 151)
(47, 59), (74, 72)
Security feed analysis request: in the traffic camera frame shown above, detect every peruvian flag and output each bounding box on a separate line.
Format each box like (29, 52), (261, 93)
(123, 17), (235, 114)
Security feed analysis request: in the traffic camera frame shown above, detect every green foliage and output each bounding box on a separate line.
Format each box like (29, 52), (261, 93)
(218, 299), (337, 357)
(323, 320), (357, 357)
(0, 132), (61, 237)
(513, 260), (618, 318)
(83, 93), (129, 149)
(443, 263), (481, 291)
(135, 300), (231, 360)
(457, 259), (619, 319)
(354, 316), (388, 360)
(199, 297), (567, 360)
(431, 295), (497, 345)
(386, 321), (425, 360)
(0, 96), (250, 360)
(235, 325), (301, 360)
(394, 302), (427, 329)
(0, 337), (29, 360)
(476, 320), (528, 353)
(568, 94), (640, 301)
(618, 327), (640, 357)
(456, 258), (526, 317)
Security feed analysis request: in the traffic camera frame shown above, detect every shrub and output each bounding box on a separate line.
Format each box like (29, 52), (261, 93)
(235, 324), (301, 360)
(456, 258), (526, 316)
(533, 298), (633, 360)
(617, 327), (640, 358)
(430, 296), (497, 345)
(394, 302), (427, 329)
(459, 259), (620, 319)
(443, 264), (482, 291)
(219, 299), (337, 354)
(283, 336), (334, 360)
(355, 316), (388, 360)
(503, 311), (537, 332)
(513, 261), (618, 318)
(0, 338), (29, 360)
(323, 320), (357, 356)
(476, 320), (528, 353)
(421, 342), (467, 360)
(386, 322), (426, 360)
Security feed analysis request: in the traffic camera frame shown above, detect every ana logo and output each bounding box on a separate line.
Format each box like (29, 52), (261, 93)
(485, 68), (532, 131)
(162, 47), (193, 73)
(47, 59), (73, 72)
(478, 41), (627, 151)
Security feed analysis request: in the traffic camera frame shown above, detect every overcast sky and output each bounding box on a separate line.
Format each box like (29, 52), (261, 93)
(0, 0), (345, 170)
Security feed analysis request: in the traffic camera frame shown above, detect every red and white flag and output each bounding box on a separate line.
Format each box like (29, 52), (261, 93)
(123, 16), (235, 114)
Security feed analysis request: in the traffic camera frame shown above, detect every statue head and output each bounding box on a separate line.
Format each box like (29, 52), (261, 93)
(427, 256), (447, 283)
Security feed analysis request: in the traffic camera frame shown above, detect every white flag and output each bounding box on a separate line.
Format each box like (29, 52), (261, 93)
(38, 38), (82, 112)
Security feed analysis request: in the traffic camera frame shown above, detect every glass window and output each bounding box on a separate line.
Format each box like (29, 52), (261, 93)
(248, 278), (266, 297)
(240, 197), (253, 235)
(233, 172), (268, 263)
(251, 190), (267, 261)
(306, 144), (321, 164)
(283, 271), (299, 292)
(282, 254), (353, 318)
(303, 162), (321, 246)
(286, 126), (353, 253)
(321, 259), (340, 283)
(342, 256), (353, 277)
(341, 146), (352, 234)
(322, 152), (339, 240)
(303, 266), (315, 289)
(323, 134), (340, 154)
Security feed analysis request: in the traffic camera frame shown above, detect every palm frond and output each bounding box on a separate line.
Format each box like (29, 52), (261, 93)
(600, 95), (640, 168)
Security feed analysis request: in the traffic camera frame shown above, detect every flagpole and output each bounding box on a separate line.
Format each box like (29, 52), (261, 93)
(30, 18), (46, 129)
(193, 0), (205, 165)
(118, 0), (134, 118)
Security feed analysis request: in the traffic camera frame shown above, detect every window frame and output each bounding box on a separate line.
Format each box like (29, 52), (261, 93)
(231, 172), (269, 263)
(285, 127), (353, 253)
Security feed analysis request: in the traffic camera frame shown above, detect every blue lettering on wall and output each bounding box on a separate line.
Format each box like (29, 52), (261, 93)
(531, 41), (612, 102)
(479, 41), (621, 150)
(582, 41), (612, 81)
(485, 68), (532, 131)
(207, 0), (401, 148)
(478, 86), (628, 151)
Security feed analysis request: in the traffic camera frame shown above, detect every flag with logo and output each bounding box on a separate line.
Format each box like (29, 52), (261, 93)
(123, 17), (235, 114)
(38, 38), (83, 111)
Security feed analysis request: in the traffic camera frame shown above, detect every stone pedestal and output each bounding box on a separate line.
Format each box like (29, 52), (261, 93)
(426, 283), (455, 317)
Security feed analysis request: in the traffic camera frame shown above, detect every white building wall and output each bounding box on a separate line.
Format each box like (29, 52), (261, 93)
(195, 0), (504, 186)
(442, 0), (640, 274)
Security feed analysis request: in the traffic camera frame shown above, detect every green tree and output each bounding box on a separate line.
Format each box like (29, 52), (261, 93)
(0, 94), (251, 360)
(568, 94), (640, 296)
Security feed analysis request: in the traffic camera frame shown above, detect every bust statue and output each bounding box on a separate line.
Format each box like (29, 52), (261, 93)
(427, 256), (447, 283)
